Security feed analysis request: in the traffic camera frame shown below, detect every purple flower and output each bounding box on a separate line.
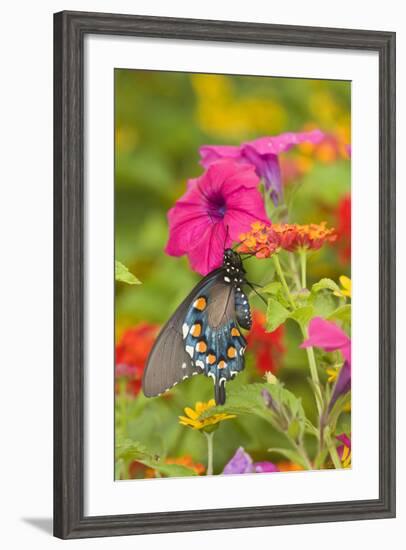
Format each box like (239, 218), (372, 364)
(165, 160), (269, 275)
(200, 130), (324, 205)
(329, 360), (351, 411)
(222, 447), (279, 475)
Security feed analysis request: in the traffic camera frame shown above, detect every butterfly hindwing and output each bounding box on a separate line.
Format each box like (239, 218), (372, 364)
(183, 276), (247, 405)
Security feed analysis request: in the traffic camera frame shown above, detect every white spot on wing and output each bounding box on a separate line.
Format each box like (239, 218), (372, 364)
(224, 276), (231, 283)
(182, 323), (189, 339)
(181, 362), (187, 369)
(196, 360), (204, 369)
(186, 345), (194, 358)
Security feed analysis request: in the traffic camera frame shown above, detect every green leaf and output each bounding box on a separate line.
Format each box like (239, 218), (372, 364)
(262, 281), (282, 295)
(289, 305), (314, 329)
(268, 447), (309, 470)
(200, 382), (306, 441)
(328, 304), (351, 324)
(266, 297), (290, 332)
(287, 419), (301, 440)
(312, 278), (340, 293)
(115, 260), (141, 285)
(309, 292), (337, 318)
(115, 439), (197, 477)
(152, 463), (198, 477)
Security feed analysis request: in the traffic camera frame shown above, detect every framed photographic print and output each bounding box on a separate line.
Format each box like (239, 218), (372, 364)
(54, 10), (396, 539)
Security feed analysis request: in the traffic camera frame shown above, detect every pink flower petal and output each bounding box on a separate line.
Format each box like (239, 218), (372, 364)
(243, 130), (324, 156)
(165, 160), (270, 275)
(300, 317), (351, 364)
(199, 145), (242, 168)
(187, 221), (228, 275)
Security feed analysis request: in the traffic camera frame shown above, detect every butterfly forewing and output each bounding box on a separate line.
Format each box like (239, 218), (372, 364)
(142, 270), (222, 396)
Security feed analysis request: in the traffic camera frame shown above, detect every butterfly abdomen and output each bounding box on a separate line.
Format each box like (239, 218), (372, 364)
(234, 289), (252, 330)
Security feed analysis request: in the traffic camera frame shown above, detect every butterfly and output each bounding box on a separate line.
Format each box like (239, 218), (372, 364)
(142, 248), (257, 405)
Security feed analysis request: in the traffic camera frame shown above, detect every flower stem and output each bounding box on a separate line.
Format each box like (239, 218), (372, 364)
(204, 431), (215, 475)
(299, 249), (307, 288)
(301, 328), (323, 416)
(273, 255), (296, 310)
(289, 254), (302, 290)
(324, 427), (342, 469)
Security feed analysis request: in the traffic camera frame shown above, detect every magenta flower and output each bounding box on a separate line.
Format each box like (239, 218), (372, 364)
(200, 130), (324, 205)
(222, 447), (279, 475)
(165, 160), (269, 275)
(300, 317), (351, 408)
(300, 317), (351, 364)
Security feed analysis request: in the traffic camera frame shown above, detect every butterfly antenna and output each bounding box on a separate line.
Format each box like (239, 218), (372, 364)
(241, 247), (269, 262)
(246, 281), (268, 306)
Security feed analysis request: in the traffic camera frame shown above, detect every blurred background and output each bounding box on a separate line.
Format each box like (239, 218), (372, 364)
(115, 70), (351, 478)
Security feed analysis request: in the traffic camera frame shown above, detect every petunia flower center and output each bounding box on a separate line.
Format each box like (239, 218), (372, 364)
(207, 193), (227, 220)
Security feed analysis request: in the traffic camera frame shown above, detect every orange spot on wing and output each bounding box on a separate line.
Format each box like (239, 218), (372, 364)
(207, 353), (216, 365)
(231, 327), (240, 337)
(227, 346), (237, 358)
(218, 360), (227, 369)
(193, 297), (207, 311)
(196, 341), (207, 353)
(190, 324), (202, 337)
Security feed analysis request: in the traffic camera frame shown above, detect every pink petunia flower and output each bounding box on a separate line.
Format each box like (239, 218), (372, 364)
(300, 317), (351, 408)
(300, 316), (351, 364)
(165, 160), (269, 275)
(200, 130), (324, 205)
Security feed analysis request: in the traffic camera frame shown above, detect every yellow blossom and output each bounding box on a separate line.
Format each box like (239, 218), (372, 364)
(326, 367), (339, 383)
(264, 371), (278, 384)
(179, 399), (236, 431)
(334, 275), (352, 298)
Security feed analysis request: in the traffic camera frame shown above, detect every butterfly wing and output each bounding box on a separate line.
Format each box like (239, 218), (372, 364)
(143, 268), (248, 404)
(142, 269), (223, 397)
(183, 277), (247, 405)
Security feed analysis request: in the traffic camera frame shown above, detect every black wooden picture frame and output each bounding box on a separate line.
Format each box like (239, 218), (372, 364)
(54, 10), (396, 539)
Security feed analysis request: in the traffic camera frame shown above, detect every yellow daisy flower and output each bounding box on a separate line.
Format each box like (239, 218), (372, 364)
(334, 275), (351, 298)
(179, 399), (236, 431)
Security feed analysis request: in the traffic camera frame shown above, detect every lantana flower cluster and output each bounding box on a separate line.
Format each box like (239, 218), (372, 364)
(238, 221), (337, 258)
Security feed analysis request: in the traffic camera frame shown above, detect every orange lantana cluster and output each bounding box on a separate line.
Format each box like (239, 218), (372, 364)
(238, 221), (337, 258)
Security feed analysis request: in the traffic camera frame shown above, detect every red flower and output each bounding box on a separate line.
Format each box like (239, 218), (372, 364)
(246, 311), (285, 374)
(336, 194), (351, 264)
(115, 323), (159, 396)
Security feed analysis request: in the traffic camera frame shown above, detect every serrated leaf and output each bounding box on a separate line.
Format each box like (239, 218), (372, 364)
(266, 297), (290, 332)
(115, 260), (141, 285)
(289, 305), (314, 329)
(312, 278), (340, 293)
(267, 447), (310, 470)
